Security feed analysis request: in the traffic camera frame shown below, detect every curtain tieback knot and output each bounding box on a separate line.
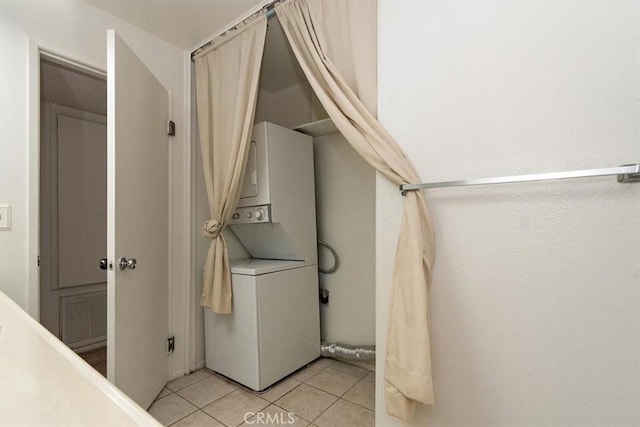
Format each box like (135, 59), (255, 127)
(203, 219), (223, 238)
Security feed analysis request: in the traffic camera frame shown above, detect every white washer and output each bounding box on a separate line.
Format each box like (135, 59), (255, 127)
(204, 259), (320, 391)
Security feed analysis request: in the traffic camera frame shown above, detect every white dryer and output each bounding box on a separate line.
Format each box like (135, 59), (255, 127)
(204, 122), (320, 391)
(229, 121), (318, 265)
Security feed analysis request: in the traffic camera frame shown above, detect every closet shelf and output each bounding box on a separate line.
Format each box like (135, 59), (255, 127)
(293, 118), (338, 137)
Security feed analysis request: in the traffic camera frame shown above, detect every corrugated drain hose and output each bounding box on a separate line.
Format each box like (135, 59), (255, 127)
(321, 342), (376, 361)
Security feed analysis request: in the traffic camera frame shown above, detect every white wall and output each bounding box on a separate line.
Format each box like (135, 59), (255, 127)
(254, 88), (274, 126)
(376, 1), (640, 425)
(0, 1), (190, 379)
(314, 132), (375, 345)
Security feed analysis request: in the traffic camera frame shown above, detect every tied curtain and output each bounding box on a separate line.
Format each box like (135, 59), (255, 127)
(194, 16), (267, 313)
(275, 0), (436, 421)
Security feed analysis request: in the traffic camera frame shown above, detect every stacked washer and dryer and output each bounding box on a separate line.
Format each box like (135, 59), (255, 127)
(204, 122), (321, 391)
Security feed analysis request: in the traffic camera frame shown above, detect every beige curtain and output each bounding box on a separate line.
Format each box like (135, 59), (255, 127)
(276, 0), (436, 421)
(194, 16), (267, 313)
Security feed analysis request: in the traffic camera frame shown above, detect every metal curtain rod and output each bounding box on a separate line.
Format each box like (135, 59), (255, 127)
(399, 163), (640, 195)
(190, 3), (277, 61)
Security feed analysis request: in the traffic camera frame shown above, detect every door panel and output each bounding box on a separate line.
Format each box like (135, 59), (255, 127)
(106, 30), (169, 409)
(57, 114), (107, 289)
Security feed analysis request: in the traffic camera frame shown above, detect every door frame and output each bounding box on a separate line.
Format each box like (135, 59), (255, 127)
(27, 41), (108, 321)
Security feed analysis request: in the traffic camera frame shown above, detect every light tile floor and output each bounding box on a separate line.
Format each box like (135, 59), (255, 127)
(148, 358), (374, 427)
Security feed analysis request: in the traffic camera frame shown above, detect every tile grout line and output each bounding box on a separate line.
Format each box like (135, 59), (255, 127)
(153, 389), (175, 403)
(152, 390), (178, 404)
(287, 382), (343, 423)
(166, 370), (213, 393)
(301, 374), (361, 399)
(265, 383), (305, 415)
(341, 395), (375, 413)
(210, 413), (227, 427)
(261, 380), (303, 403)
(304, 375), (375, 418)
(187, 385), (238, 409)
(271, 380), (330, 423)
(308, 395), (375, 426)
(344, 375), (376, 412)
(308, 397), (341, 425)
(204, 388), (271, 427)
(166, 406), (199, 427)
(167, 408), (228, 427)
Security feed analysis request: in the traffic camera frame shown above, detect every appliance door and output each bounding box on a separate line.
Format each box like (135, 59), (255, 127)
(238, 122), (270, 207)
(239, 140), (258, 200)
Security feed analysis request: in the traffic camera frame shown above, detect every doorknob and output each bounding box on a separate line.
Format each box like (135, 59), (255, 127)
(118, 257), (137, 271)
(99, 258), (108, 270)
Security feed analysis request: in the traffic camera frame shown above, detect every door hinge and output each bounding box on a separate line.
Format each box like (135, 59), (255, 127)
(37, 255), (40, 267)
(167, 336), (175, 354)
(167, 120), (176, 136)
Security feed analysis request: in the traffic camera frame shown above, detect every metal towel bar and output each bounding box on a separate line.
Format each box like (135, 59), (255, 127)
(400, 163), (640, 195)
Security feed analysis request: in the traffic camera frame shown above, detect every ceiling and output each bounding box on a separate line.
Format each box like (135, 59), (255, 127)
(84, 0), (264, 50)
(41, 60), (107, 116)
(85, 0), (307, 93)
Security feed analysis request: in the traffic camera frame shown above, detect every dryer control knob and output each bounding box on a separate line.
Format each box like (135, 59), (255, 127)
(255, 209), (264, 220)
(246, 212), (252, 219)
(232, 212), (240, 220)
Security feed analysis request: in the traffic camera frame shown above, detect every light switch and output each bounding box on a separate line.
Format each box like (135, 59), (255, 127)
(0, 205), (11, 231)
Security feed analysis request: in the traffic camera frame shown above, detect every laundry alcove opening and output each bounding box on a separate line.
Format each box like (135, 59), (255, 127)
(39, 56), (108, 377)
(192, 14), (376, 371)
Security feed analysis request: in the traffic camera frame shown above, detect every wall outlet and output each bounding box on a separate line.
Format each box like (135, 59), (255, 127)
(0, 205), (11, 230)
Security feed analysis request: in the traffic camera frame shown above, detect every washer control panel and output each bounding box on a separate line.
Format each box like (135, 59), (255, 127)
(229, 204), (271, 225)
